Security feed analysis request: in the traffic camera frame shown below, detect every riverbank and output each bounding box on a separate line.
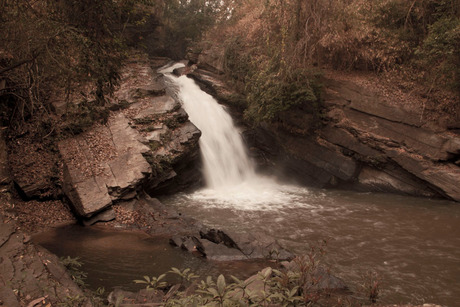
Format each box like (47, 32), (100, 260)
(1, 51), (457, 306)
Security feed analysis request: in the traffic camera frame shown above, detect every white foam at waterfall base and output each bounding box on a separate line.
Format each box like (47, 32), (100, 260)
(184, 177), (315, 211)
(163, 65), (311, 210)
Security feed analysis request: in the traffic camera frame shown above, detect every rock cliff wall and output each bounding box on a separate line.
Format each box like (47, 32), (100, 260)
(189, 63), (460, 202)
(59, 56), (202, 221)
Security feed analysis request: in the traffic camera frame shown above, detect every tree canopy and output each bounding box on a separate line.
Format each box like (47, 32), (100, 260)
(0, 0), (159, 125)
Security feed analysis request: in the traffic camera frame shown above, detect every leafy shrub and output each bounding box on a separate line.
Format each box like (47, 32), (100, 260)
(133, 256), (373, 306)
(60, 256), (87, 288)
(415, 16), (460, 92)
(244, 66), (322, 124)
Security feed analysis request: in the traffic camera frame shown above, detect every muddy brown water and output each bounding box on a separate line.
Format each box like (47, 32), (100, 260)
(33, 226), (268, 292)
(33, 187), (460, 306)
(162, 187), (460, 306)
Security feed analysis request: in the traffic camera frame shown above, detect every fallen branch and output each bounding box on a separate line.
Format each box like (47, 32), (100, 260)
(26, 296), (48, 307)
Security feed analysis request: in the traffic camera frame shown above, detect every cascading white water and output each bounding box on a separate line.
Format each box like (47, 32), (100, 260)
(162, 64), (255, 189)
(160, 63), (303, 208)
(174, 76), (255, 189)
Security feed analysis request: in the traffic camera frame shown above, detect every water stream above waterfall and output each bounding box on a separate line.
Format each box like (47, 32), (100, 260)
(162, 65), (460, 306)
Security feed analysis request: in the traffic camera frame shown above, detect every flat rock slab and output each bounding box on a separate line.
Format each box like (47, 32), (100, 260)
(114, 58), (166, 103)
(133, 95), (179, 118)
(323, 77), (424, 127)
(0, 220), (90, 306)
(59, 113), (151, 217)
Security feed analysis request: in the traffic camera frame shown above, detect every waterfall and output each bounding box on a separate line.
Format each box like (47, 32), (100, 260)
(160, 63), (304, 209)
(162, 64), (255, 189)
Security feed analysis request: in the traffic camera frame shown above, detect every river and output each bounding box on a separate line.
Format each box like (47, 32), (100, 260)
(35, 64), (460, 306)
(163, 66), (460, 306)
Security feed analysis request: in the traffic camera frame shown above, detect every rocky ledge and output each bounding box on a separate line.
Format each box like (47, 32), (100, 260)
(189, 66), (460, 203)
(0, 216), (90, 306)
(59, 56), (202, 222)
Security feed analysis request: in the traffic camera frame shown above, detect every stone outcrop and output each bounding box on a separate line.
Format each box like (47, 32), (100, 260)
(0, 217), (90, 306)
(311, 77), (460, 201)
(189, 63), (460, 202)
(59, 55), (202, 220)
(170, 227), (293, 262)
(108, 195), (293, 262)
(59, 114), (152, 217)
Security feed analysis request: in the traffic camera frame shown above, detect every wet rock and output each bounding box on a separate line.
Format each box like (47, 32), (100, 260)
(388, 150), (460, 201)
(133, 95), (179, 118)
(199, 228), (239, 249)
(111, 196), (201, 236)
(144, 121), (202, 196)
(180, 236), (204, 255)
(172, 227), (293, 261)
(113, 58), (166, 103)
(194, 44), (226, 74)
(200, 239), (246, 261)
(355, 166), (439, 197)
(173, 65), (198, 76)
(324, 78), (424, 127)
(190, 69), (234, 105)
(223, 230), (294, 260)
(83, 207), (116, 226)
(0, 219), (90, 306)
(173, 67), (187, 76)
(191, 61), (460, 202)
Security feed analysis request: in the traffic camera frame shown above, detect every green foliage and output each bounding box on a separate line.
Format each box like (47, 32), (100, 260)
(133, 244), (369, 306)
(134, 255), (366, 306)
(245, 66), (321, 124)
(163, 0), (220, 58)
(223, 36), (253, 89)
(168, 267), (200, 284)
(370, 0), (460, 90)
(0, 0), (157, 126)
(134, 274), (168, 290)
(58, 294), (87, 307)
(222, 34), (323, 125)
(213, 0), (459, 118)
(61, 99), (110, 136)
(415, 16), (460, 92)
(60, 256), (87, 288)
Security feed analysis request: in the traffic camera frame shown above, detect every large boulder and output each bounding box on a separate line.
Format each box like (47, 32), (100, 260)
(170, 227), (293, 261)
(59, 56), (203, 220)
(59, 114), (152, 217)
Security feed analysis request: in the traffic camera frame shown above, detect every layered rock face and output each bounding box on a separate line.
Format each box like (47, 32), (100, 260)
(189, 65), (460, 202)
(272, 77), (460, 201)
(59, 56), (202, 220)
(316, 77), (460, 200)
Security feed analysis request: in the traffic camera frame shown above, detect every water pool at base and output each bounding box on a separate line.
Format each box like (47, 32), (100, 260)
(162, 185), (460, 306)
(33, 226), (268, 292)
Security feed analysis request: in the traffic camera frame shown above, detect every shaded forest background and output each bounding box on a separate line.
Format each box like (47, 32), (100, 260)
(0, 0), (459, 129)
